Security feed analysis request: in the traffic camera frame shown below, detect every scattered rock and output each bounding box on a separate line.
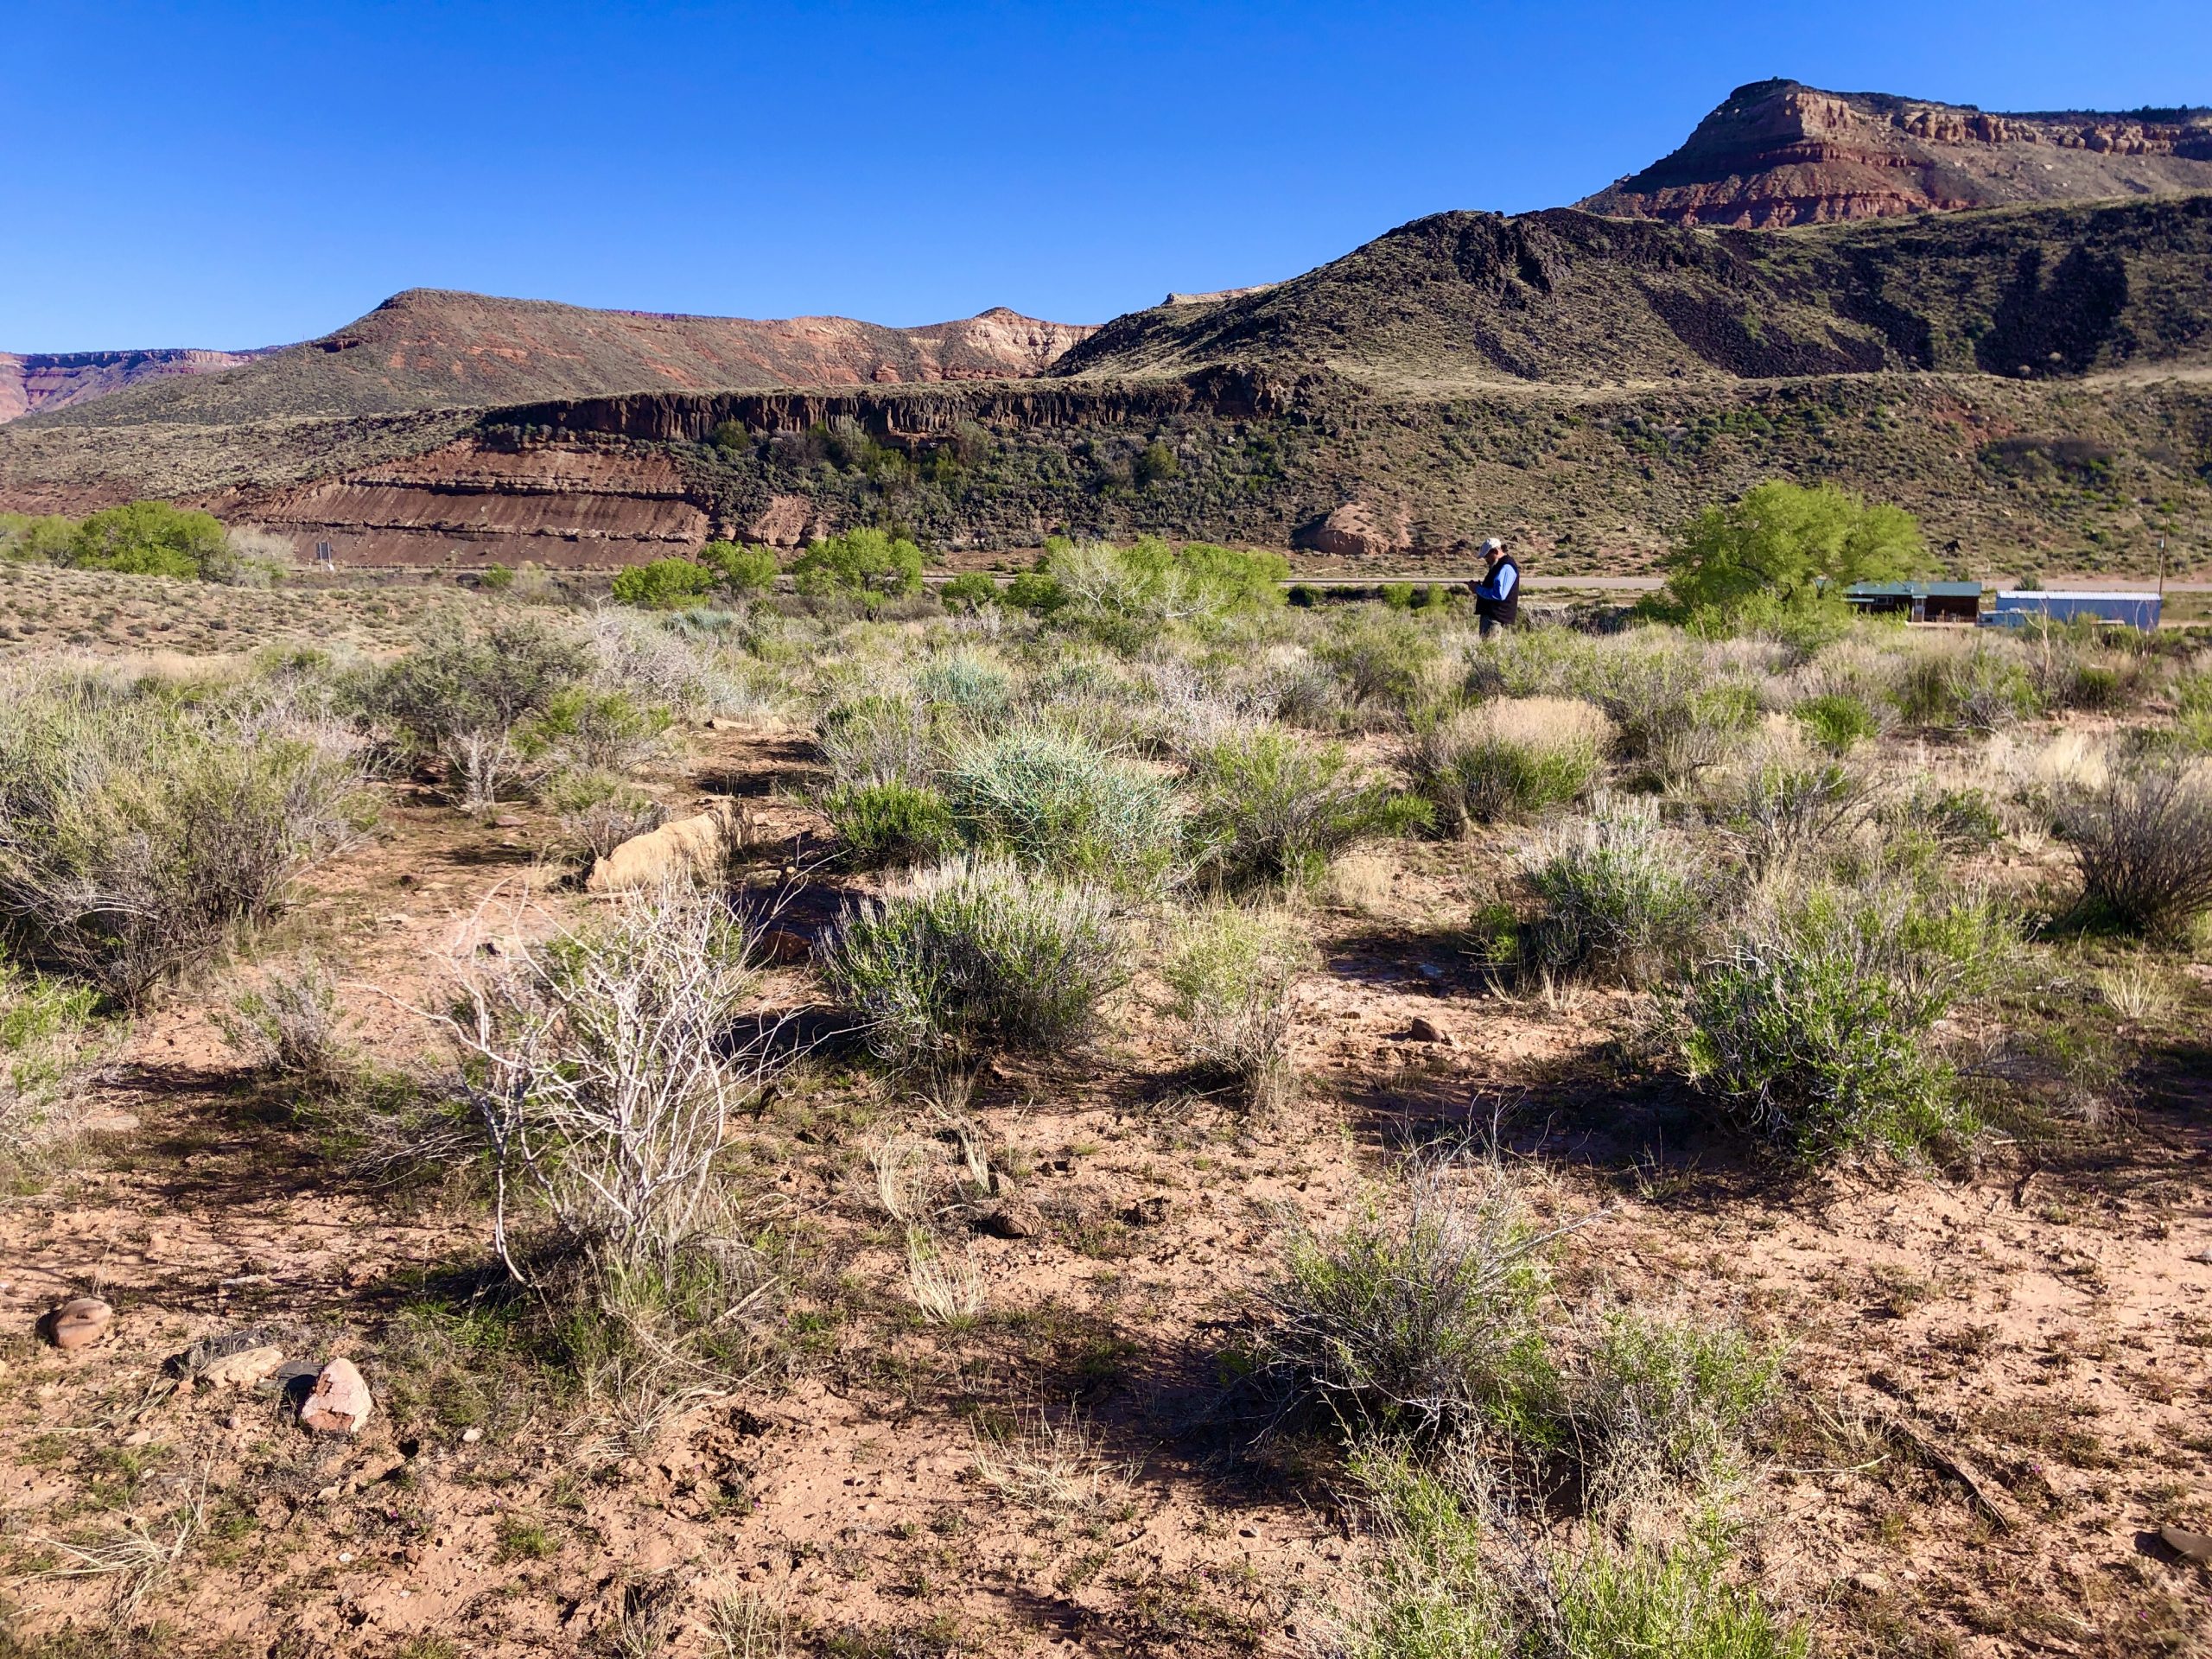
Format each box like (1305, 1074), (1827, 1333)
(1848, 1570), (1890, 1597)
(493, 815), (527, 830)
(461, 1427), (483, 1445)
(45, 1297), (112, 1351)
(2163, 1523), (2212, 1563)
(200, 1344), (286, 1389)
(1403, 1015), (1452, 1045)
(586, 805), (740, 893)
(299, 1357), (374, 1436)
(975, 1188), (1046, 1240)
(761, 927), (811, 964)
(1122, 1196), (1172, 1228)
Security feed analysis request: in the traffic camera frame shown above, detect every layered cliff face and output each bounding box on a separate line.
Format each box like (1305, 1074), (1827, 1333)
(17, 289), (1097, 429)
(0, 348), (268, 423)
(1581, 79), (2212, 228)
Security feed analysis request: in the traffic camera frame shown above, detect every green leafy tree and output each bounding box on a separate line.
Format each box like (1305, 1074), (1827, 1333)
(696, 540), (780, 595)
(1660, 481), (1922, 620)
(610, 557), (719, 609)
(1134, 439), (1181, 486)
(67, 501), (229, 579)
(939, 571), (1001, 611)
(787, 528), (924, 600)
(0, 513), (79, 564)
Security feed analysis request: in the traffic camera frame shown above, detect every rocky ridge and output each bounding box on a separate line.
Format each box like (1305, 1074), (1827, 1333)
(1580, 79), (2212, 227)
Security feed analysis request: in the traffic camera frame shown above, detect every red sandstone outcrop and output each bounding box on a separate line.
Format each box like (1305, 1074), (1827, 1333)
(1581, 79), (2212, 228)
(1294, 500), (1412, 561)
(0, 347), (268, 423)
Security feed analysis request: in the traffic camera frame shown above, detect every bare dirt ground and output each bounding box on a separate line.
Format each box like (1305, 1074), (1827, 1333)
(3, 722), (2209, 1658)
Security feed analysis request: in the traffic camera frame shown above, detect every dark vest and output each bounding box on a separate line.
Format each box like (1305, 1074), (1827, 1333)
(1476, 556), (1521, 624)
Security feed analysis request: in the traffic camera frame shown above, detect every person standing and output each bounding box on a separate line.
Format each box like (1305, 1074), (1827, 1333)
(1470, 537), (1520, 639)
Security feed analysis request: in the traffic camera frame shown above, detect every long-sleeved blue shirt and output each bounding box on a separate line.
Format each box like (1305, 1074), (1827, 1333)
(1475, 561), (1518, 602)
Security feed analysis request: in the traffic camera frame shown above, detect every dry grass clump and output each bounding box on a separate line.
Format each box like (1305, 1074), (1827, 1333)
(2058, 760), (2212, 938)
(970, 1410), (1134, 1514)
(216, 956), (352, 1089)
(0, 964), (106, 1159)
(1160, 902), (1313, 1109)
(1257, 1157), (1560, 1438)
(823, 856), (1128, 1063)
(1522, 798), (1704, 985)
(1405, 696), (1611, 833)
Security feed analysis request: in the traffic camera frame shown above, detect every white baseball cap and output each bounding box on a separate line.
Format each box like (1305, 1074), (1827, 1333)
(1481, 537), (1504, 554)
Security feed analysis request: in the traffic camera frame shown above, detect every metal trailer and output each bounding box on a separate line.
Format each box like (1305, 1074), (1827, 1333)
(1983, 590), (2163, 630)
(1843, 581), (1985, 623)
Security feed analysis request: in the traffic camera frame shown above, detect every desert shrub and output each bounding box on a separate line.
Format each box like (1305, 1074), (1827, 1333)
(817, 691), (941, 791)
(696, 540), (780, 596)
(823, 780), (957, 868)
(1792, 691), (1879, 753)
(2175, 665), (2212, 752)
(0, 684), (365, 1004)
(610, 556), (719, 610)
(943, 725), (1182, 888)
(1258, 1158), (1556, 1439)
(939, 571), (1001, 611)
(1573, 1312), (1783, 1485)
(443, 886), (777, 1280)
(1578, 642), (1757, 785)
(579, 608), (741, 718)
(476, 561), (516, 592)
(1907, 784), (2005, 849)
(823, 857), (1128, 1062)
(513, 685), (673, 775)
(2058, 763), (2212, 938)
(1340, 1451), (1805, 1659)
(364, 620), (591, 809)
(0, 512), (79, 564)
(544, 769), (666, 863)
(1004, 569), (1069, 614)
(1186, 727), (1428, 889)
(1892, 639), (2037, 732)
(1319, 611), (1440, 713)
(1656, 479), (1920, 626)
(217, 957), (350, 1090)
(1405, 697), (1608, 833)
(1720, 756), (1877, 871)
(1675, 885), (2008, 1159)
(913, 652), (1014, 728)
(1160, 904), (1310, 1109)
(788, 527), (924, 600)
(0, 965), (105, 1156)
(1043, 537), (1286, 627)
(1522, 799), (1703, 984)
(1465, 620), (1595, 700)
(214, 524), (295, 587)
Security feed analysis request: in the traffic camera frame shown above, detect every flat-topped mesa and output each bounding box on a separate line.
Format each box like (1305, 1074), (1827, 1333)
(1580, 79), (2212, 228)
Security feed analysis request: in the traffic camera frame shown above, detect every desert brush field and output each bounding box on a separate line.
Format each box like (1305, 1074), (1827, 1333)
(1, 531), (2209, 1659)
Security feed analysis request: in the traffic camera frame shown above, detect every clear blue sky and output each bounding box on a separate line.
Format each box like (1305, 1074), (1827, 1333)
(6, 1), (2207, 351)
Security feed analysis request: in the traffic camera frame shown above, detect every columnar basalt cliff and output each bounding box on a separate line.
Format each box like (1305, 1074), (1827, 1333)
(1580, 79), (2212, 228)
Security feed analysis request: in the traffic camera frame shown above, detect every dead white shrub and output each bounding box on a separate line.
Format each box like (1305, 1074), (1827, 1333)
(439, 884), (787, 1282)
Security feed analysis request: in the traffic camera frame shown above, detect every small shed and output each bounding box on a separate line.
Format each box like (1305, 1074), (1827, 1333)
(1985, 590), (2163, 630)
(1844, 581), (1984, 623)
